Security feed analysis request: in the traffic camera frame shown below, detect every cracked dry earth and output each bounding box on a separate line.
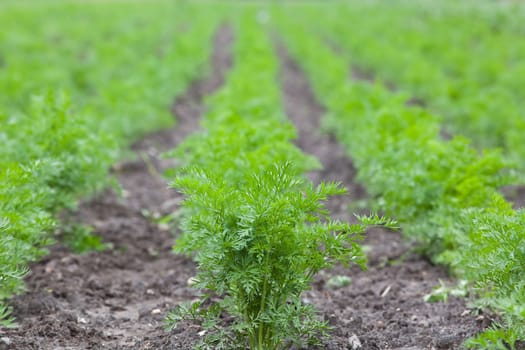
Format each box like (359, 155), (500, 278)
(1, 28), (495, 350)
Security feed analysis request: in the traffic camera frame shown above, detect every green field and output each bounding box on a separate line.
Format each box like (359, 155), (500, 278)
(1, 1), (524, 349)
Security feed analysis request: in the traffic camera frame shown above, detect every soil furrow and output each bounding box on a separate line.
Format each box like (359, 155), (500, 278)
(276, 42), (366, 223)
(3, 26), (233, 350)
(277, 44), (488, 350)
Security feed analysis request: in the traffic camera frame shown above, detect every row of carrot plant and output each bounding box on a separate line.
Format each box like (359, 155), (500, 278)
(277, 9), (525, 348)
(165, 11), (394, 350)
(3, 2), (523, 348)
(295, 1), (525, 171)
(0, 2), (225, 326)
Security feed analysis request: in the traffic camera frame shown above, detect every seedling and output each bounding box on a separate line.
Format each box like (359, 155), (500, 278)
(0, 305), (17, 328)
(60, 224), (110, 254)
(326, 275), (352, 290)
(423, 279), (468, 303)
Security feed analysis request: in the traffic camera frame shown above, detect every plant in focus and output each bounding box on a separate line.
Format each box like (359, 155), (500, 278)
(459, 209), (525, 349)
(166, 162), (395, 349)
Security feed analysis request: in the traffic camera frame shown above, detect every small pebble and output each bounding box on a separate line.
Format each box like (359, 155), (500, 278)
(348, 334), (362, 350)
(301, 296), (312, 304)
(343, 315), (363, 328)
(1, 338), (11, 345)
(187, 277), (198, 287)
(326, 313), (338, 326)
(151, 309), (161, 315)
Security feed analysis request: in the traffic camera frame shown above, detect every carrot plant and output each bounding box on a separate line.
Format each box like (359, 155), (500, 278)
(459, 208), (525, 348)
(166, 13), (395, 348)
(0, 93), (105, 326)
(169, 163), (392, 349)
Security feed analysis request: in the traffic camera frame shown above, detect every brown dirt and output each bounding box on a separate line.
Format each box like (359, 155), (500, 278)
(502, 185), (525, 210)
(276, 44), (490, 350)
(0, 25), (232, 350)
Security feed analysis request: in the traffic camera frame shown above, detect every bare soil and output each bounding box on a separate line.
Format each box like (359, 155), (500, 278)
(0, 28), (496, 350)
(502, 185), (525, 210)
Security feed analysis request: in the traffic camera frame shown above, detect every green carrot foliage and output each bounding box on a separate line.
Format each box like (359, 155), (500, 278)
(169, 162), (393, 349)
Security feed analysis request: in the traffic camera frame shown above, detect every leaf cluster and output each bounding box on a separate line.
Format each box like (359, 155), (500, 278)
(172, 162), (378, 349)
(458, 209), (525, 348)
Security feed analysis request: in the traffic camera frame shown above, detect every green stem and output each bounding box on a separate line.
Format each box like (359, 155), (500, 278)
(257, 253), (271, 349)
